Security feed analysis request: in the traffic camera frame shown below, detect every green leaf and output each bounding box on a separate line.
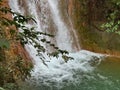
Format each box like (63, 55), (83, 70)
(10, 29), (16, 35)
(0, 39), (10, 49)
(0, 87), (5, 90)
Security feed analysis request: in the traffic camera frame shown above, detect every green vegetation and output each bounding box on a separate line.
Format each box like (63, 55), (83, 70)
(101, 0), (120, 34)
(0, 0), (73, 89)
(0, 0), (34, 89)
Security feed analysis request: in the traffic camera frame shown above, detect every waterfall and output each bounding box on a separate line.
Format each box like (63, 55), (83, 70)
(48, 0), (78, 52)
(9, 0), (104, 89)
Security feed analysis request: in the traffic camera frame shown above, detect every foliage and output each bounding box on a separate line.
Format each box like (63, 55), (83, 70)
(0, 55), (32, 90)
(0, 87), (5, 90)
(0, 39), (10, 49)
(101, 0), (120, 34)
(0, 1), (32, 90)
(0, 6), (72, 62)
(0, 0), (72, 89)
(80, 0), (120, 35)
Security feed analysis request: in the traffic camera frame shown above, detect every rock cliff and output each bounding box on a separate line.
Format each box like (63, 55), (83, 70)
(0, 0), (31, 62)
(60, 0), (120, 56)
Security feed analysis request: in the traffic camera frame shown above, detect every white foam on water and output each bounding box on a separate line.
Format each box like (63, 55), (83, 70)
(29, 50), (104, 88)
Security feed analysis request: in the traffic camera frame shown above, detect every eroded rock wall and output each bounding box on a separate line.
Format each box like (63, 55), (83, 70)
(0, 0), (31, 63)
(60, 0), (120, 56)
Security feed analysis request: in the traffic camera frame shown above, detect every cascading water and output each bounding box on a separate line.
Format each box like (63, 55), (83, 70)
(8, 0), (120, 90)
(47, 0), (80, 52)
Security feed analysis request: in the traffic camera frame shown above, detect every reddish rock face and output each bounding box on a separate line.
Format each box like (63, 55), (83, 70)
(59, 0), (120, 56)
(0, 0), (31, 62)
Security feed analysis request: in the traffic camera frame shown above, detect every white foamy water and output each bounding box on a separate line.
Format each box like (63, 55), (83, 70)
(29, 50), (104, 87)
(9, 0), (105, 88)
(48, 0), (74, 52)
